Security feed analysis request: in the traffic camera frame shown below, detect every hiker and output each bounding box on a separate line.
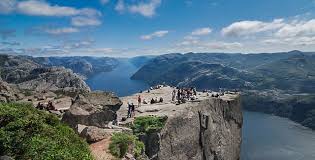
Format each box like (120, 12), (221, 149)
(47, 101), (56, 111)
(131, 103), (135, 117)
(137, 95), (141, 108)
(159, 97), (164, 103)
(127, 102), (133, 118)
(172, 89), (176, 101)
(150, 98), (155, 104)
(154, 97), (158, 103)
(143, 99), (148, 104)
(177, 89), (181, 103)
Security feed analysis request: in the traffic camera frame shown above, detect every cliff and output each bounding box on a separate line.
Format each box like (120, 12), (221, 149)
(118, 86), (242, 160)
(0, 54), (90, 93)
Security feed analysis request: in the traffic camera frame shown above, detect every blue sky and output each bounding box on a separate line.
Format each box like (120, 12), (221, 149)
(1, 0), (315, 57)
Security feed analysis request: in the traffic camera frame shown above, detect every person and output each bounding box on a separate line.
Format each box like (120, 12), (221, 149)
(143, 99), (148, 104)
(47, 101), (56, 111)
(159, 97), (164, 103)
(137, 95), (141, 108)
(193, 87), (197, 96)
(191, 94), (197, 101)
(131, 103), (135, 117)
(127, 102), (132, 118)
(177, 89), (181, 104)
(150, 98), (155, 104)
(154, 97), (158, 103)
(36, 102), (44, 110)
(172, 89), (176, 101)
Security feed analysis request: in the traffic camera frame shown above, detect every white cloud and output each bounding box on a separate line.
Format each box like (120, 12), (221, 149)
(191, 27), (212, 36)
(128, 0), (161, 17)
(71, 16), (102, 27)
(44, 27), (79, 35)
(17, 0), (78, 16)
(141, 30), (169, 40)
(204, 42), (243, 50)
(100, 0), (110, 5)
(0, 0), (101, 17)
(221, 19), (285, 37)
(0, 0), (16, 14)
(275, 19), (315, 38)
(115, 0), (125, 13)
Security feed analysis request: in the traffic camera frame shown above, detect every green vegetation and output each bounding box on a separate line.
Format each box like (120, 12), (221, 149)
(132, 116), (167, 135)
(109, 132), (144, 158)
(21, 89), (33, 96)
(0, 103), (93, 160)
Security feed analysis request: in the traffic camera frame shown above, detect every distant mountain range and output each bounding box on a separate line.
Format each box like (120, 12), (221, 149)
(30, 56), (119, 77)
(132, 50), (315, 93)
(131, 50), (315, 129)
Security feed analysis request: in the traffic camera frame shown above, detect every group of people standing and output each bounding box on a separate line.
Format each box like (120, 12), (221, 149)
(172, 87), (197, 104)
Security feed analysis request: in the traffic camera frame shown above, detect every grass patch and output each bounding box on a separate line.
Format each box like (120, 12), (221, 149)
(132, 116), (167, 136)
(0, 102), (93, 160)
(22, 89), (33, 96)
(109, 132), (144, 158)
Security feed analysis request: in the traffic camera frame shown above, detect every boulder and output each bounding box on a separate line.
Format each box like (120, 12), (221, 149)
(0, 156), (14, 160)
(62, 92), (123, 128)
(0, 80), (23, 102)
(80, 126), (112, 143)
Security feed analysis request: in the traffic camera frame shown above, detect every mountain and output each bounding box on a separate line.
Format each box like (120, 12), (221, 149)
(30, 56), (119, 77)
(131, 51), (315, 129)
(0, 54), (90, 92)
(251, 53), (315, 92)
(132, 51), (315, 93)
(129, 55), (155, 68)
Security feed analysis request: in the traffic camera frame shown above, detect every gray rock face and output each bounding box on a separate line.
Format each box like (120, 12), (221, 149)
(143, 96), (242, 160)
(17, 67), (90, 92)
(80, 126), (112, 143)
(0, 80), (23, 102)
(62, 92), (123, 128)
(0, 54), (90, 92)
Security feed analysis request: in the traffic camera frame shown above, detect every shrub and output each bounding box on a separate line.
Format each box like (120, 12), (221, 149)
(0, 103), (93, 160)
(109, 132), (144, 158)
(132, 116), (167, 135)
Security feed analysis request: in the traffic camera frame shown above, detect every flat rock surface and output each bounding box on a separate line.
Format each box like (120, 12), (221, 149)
(117, 86), (238, 122)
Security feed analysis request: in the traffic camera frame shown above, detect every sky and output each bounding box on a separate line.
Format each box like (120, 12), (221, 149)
(1, 0), (315, 57)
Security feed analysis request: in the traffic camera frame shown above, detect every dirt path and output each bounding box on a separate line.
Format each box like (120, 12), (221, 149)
(90, 137), (115, 160)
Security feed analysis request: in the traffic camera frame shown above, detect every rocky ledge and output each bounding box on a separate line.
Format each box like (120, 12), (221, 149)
(117, 86), (242, 160)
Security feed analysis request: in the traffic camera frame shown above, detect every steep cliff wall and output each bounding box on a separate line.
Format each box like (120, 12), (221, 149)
(118, 87), (242, 160)
(158, 95), (242, 160)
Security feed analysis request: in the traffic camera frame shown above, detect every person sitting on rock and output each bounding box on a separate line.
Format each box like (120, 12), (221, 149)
(36, 102), (44, 110)
(154, 97), (158, 103)
(46, 101), (56, 111)
(159, 97), (164, 103)
(143, 99), (148, 104)
(191, 94), (197, 101)
(150, 98), (155, 104)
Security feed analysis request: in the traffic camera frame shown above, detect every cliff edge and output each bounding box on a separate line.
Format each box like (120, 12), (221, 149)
(118, 86), (242, 160)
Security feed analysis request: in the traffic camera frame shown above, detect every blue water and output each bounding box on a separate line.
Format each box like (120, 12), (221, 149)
(86, 59), (149, 97)
(241, 111), (315, 160)
(86, 59), (315, 160)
